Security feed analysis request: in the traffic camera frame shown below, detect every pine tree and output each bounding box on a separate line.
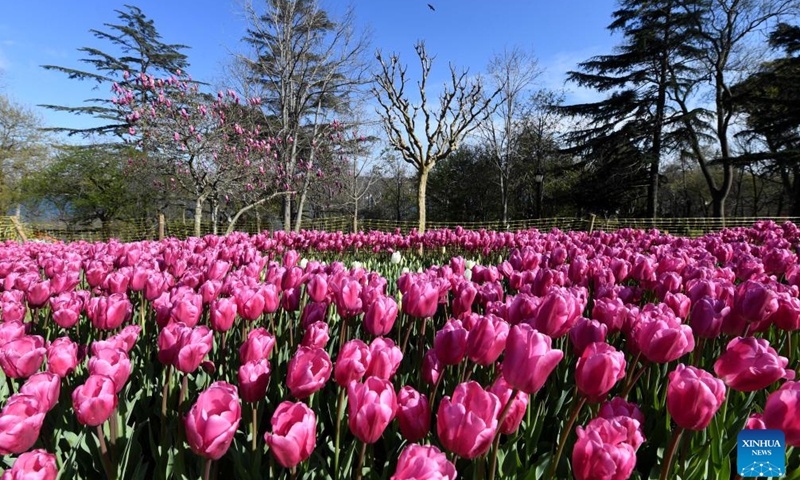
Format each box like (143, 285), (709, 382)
(561, 0), (703, 217)
(39, 5), (190, 137)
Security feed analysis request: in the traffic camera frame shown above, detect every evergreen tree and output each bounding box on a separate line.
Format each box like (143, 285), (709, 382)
(733, 23), (800, 213)
(39, 5), (190, 137)
(561, 0), (702, 217)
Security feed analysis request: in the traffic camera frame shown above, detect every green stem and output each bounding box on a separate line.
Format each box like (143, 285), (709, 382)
(96, 424), (117, 480)
(355, 441), (367, 480)
(621, 361), (649, 398)
(659, 427), (684, 480)
(178, 373), (189, 410)
(251, 404), (258, 452)
(160, 365), (172, 440)
(334, 386), (346, 480)
(548, 395), (587, 479)
(203, 458), (212, 480)
(487, 433), (503, 480)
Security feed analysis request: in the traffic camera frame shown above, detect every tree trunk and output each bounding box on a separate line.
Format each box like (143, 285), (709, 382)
(353, 197), (358, 233)
(711, 193), (726, 219)
(293, 174), (312, 233)
(500, 173), (508, 226)
(194, 197), (205, 238)
(283, 195), (292, 232)
(417, 168), (429, 233)
(212, 201), (219, 236)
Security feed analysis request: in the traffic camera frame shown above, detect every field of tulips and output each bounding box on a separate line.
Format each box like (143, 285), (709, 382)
(0, 221), (799, 479)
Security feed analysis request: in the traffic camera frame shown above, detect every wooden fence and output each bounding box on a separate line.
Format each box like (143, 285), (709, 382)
(1, 215), (798, 243)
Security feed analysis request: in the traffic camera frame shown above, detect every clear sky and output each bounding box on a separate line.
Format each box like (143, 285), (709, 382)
(0, 0), (620, 133)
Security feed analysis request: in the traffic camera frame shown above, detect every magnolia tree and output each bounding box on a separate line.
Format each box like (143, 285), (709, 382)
(112, 72), (291, 236)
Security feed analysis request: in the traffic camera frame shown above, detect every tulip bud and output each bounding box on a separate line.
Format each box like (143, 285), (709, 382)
(185, 382), (241, 460)
(666, 364), (726, 431)
(264, 401), (317, 468)
(347, 377), (397, 443)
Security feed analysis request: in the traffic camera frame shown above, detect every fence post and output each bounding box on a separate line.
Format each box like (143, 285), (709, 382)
(588, 214), (596, 233)
(158, 214), (165, 240)
(10, 216), (28, 242)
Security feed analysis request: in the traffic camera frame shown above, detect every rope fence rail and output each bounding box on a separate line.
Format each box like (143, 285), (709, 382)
(2, 215), (798, 243)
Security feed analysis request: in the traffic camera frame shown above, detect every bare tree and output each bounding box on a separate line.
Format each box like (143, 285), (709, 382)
(673, 0), (799, 217)
(373, 41), (501, 233)
(480, 47), (542, 225)
(240, 0), (370, 232)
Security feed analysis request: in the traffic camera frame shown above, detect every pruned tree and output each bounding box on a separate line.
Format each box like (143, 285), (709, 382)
(39, 5), (190, 138)
(373, 41), (501, 233)
(672, 0), (800, 217)
(480, 47), (543, 224)
(239, 0), (370, 232)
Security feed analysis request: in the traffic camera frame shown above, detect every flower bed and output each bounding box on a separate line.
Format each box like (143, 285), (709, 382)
(0, 221), (798, 479)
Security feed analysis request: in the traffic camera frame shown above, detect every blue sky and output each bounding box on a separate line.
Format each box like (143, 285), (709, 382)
(0, 0), (620, 133)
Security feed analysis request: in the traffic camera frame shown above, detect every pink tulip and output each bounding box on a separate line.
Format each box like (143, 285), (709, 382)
(572, 422), (637, 480)
(71, 374), (118, 426)
(584, 416), (645, 452)
(488, 375), (529, 435)
(235, 286), (266, 321)
(347, 377), (397, 443)
(86, 293), (133, 330)
(732, 280), (778, 325)
(569, 317), (608, 356)
(365, 337), (403, 380)
(633, 310), (694, 363)
(157, 321), (189, 366)
(88, 347), (132, 393)
(364, 295), (398, 336)
(598, 397), (645, 426)
(591, 297), (627, 334)
(334, 339), (372, 387)
(421, 350), (443, 386)
(0, 395), (45, 455)
(20, 372), (60, 412)
(452, 281), (478, 319)
(745, 413), (766, 430)
(666, 364), (726, 431)
(170, 288), (203, 327)
(771, 292), (800, 331)
(0, 335), (46, 379)
(713, 336), (794, 391)
(0, 321), (25, 348)
(286, 346), (332, 399)
(532, 288), (580, 338)
(689, 297), (729, 339)
(433, 319), (468, 365)
(762, 381), (800, 446)
(0, 448), (58, 480)
(402, 280), (438, 318)
(502, 324), (563, 394)
(238, 359), (271, 403)
(334, 276), (363, 318)
(396, 386), (431, 442)
(300, 301), (328, 329)
(264, 401), (317, 468)
(47, 336), (79, 377)
(437, 381), (500, 459)
(466, 314), (509, 365)
(174, 326), (213, 374)
(390, 444), (457, 480)
(301, 321), (330, 349)
(208, 297), (237, 332)
(25, 280), (51, 309)
(576, 342), (626, 402)
(306, 274), (328, 303)
(239, 328), (276, 364)
(185, 382), (241, 460)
